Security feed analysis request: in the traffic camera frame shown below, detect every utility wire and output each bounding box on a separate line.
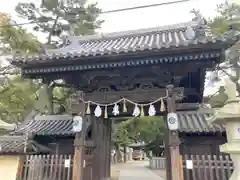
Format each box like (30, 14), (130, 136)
(101, 0), (190, 14)
(0, 0), (191, 28)
(0, 0), (192, 76)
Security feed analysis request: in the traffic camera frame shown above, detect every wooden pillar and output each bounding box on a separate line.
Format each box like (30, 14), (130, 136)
(92, 116), (100, 180)
(103, 118), (112, 179)
(123, 146), (127, 163)
(96, 117), (105, 180)
(72, 92), (86, 180)
(95, 117), (112, 180)
(164, 114), (172, 180)
(101, 118), (106, 179)
(165, 85), (181, 180)
(92, 117), (111, 180)
(106, 119), (112, 178)
(102, 118), (109, 180)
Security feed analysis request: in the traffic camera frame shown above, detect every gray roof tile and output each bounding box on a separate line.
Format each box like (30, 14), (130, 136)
(11, 20), (235, 64)
(13, 115), (74, 136)
(178, 110), (224, 133)
(12, 111), (224, 136)
(0, 136), (50, 154)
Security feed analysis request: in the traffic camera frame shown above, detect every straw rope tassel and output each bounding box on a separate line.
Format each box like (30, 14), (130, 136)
(104, 106), (108, 119)
(123, 99), (127, 112)
(140, 105), (145, 117)
(86, 101), (91, 114)
(160, 98), (165, 112)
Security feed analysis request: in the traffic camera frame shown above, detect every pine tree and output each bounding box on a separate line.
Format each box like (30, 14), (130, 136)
(15, 0), (104, 45)
(206, 2), (240, 103)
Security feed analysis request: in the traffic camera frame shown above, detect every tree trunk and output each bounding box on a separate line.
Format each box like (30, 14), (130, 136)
(236, 83), (240, 96)
(47, 16), (59, 44)
(123, 146), (127, 163)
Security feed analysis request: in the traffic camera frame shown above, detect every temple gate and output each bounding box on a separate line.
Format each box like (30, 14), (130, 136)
(10, 13), (238, 180)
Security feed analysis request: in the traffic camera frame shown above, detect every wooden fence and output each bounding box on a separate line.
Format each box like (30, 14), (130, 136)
(19, 154), (74, 180)
(111, 152), (133, 164)
(149, 157), (166, 169)
(19, 153), (233, 180)
(18, 152), (123, 180)
(182, 154), (234, 180)
(148, 154), (234, 180)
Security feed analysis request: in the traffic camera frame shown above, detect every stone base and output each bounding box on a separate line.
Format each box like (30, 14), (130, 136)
(230, 172), (240, 180)
(220, 144), (240, 180)
(230, 154), (240, 180)
(220, 143), (240, 153)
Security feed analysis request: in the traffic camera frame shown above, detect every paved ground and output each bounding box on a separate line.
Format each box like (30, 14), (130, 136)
(119, 161), (164, 180)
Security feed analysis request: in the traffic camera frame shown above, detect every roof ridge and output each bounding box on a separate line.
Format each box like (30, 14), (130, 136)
(34, 114), (72, 121)
(177, 109), (214, 114)
(13, 19), (236, 65)
(0, 135), (25, 140)
(67, 20), (199, 42)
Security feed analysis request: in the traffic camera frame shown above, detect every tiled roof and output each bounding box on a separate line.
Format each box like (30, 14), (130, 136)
(13, 115), (74, 136)
(0, 136), (50, 154)
(177, 110), (225, 133)
(11, 19), (236, 65)
(12, 111), (224, 136)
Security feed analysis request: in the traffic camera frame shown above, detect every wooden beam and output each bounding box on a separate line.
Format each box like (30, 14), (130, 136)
(83, 87), (185, 104)
(96, 103), (200, 118)
(175, 103), (200, 111)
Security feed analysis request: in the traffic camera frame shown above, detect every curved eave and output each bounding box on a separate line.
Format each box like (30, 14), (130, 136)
(0, 120), (16, 131)
(20, 51), (222, 76)
(10, 39), (232, 68)
(128, 144), (147, 148)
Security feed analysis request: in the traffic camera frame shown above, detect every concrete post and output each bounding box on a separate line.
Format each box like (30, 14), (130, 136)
(210, 80), (240, 180)
(128, 148), (133, 161)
